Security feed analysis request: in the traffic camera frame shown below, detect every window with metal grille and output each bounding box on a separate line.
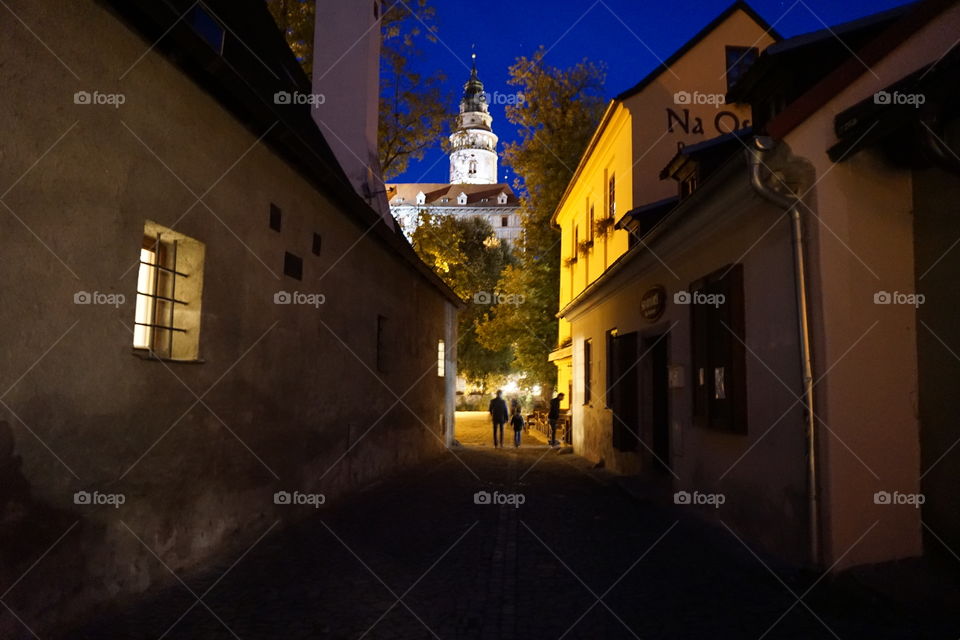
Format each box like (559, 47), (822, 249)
(133, 223), (205, 361)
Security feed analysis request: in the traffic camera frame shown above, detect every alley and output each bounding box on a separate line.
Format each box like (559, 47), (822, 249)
(68, 417), (953, 639)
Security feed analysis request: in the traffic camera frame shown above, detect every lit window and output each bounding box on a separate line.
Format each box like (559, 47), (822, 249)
(437, 339), (446, 377)
(133, 222), (205, 361)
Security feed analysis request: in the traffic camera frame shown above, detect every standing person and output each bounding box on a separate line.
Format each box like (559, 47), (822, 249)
(489, 390), (509, 448)
(548, 393), (565, 446)
(510, 406), (524, 448)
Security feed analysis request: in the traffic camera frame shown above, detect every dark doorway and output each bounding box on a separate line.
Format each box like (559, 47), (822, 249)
(610, 332), (639, 451)
(642, 333), (671, 472)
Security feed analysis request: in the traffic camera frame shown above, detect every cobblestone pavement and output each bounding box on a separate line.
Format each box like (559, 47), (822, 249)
(68, 417), (957, 639)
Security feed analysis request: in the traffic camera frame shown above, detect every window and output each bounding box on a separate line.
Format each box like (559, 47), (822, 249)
(269, 204), (282, 231)
(188, 6), (225, 53)
(725, 46), (759, 92)
(458, 192), (468, 205)
(373, 1), (380, 19)
(312, 233), (322, 256)
(608, 174), (616, 218)
(690, 264), (747, 433)
(583, 338), (593, 405)
(589, 205), (595, 242)
(501, 216), (509, 228)
(498, 193), (508, 204)
(416, 192), (426, 205)
(284, 252), (303, 280)
(377, 315), (388, 373)
(133, 222), (205, 361)
(437, 339), (446, 377)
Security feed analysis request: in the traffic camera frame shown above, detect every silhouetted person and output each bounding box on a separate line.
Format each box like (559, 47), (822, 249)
(510, 406), (524, 448)
(489, 390), (508, 448)
(548, 393), (565, 446)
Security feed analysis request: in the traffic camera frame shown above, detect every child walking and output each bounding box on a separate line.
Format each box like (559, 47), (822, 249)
(510, 406), (524, 448)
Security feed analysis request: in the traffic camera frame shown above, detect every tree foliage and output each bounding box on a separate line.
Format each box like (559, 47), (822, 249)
(475, 48), (606, 396)
(265, 0), (449, 182)
(411, 214), (516, 389)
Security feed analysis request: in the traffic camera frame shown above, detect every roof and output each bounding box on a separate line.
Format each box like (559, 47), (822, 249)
(726, 3), (914, 105)
(103, 0), (463, 306)
(660, 127), (753, 180)
(551, 1), (776, 227)
(762, 0), (956, 139)
(387, 183), (519, 207)
(614, 1), (780, 101)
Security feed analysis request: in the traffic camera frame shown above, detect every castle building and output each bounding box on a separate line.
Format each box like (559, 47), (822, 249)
(388, 56), (522, 245)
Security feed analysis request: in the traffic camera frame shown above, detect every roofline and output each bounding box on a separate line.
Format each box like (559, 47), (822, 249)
(613, 1), (781, 102)
(100, 0), (464, 308)
(767, 0), (956, 139)
(549, 100), (619, 228)
(550, 1), (778, 229)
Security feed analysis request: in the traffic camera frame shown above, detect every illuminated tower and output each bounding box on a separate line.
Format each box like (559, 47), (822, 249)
(449, 55), (499, 185)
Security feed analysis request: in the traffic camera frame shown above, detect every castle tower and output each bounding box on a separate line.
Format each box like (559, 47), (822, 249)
(449, 55), (499, 185)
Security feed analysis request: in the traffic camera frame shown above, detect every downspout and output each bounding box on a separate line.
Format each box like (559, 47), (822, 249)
(747, 136), (821, 568)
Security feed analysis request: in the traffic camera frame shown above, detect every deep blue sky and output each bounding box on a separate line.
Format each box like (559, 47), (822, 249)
(391, 0), (915, 186)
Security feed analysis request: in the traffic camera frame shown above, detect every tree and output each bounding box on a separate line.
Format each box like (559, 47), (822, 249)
(411, 214), (516, 389)
(475, 48), (606, 397)
(265, 0), (449, 181)
(379, 2), (451, 181)
(265, 0), (315, 75)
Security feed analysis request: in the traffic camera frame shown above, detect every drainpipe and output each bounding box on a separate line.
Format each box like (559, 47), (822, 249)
(747, 136), (820, 569)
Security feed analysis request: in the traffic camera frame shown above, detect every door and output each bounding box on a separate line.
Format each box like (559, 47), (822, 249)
(610, 332), (639, 451)
(642, 333), (671, 472)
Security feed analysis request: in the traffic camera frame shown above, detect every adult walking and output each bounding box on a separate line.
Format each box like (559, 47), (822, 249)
(489, 390), (509, 448)
(548, 393), (565, 446)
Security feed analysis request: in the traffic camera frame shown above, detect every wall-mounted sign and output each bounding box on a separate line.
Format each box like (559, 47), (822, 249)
(640, 285), (667, 323)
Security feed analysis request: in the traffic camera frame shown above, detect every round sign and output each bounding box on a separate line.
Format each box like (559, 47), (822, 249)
(640, 285), (667, 322)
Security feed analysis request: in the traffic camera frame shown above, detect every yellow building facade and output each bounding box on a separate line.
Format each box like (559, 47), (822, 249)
(550, 2), (777, 409)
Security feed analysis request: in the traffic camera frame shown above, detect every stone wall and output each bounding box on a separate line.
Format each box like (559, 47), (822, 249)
(0, 1), (455, 634)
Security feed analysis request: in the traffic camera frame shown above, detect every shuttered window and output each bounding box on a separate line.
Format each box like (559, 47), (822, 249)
(690, 264), (747, 433)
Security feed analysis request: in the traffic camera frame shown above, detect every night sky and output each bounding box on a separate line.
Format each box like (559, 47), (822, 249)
(392, 0), (917, 186)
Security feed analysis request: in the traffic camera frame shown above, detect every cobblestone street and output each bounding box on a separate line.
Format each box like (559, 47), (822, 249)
(68, 414), (956, 639)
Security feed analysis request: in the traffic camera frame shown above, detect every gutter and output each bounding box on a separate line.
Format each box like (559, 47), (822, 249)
(747, 136), (821, 569)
